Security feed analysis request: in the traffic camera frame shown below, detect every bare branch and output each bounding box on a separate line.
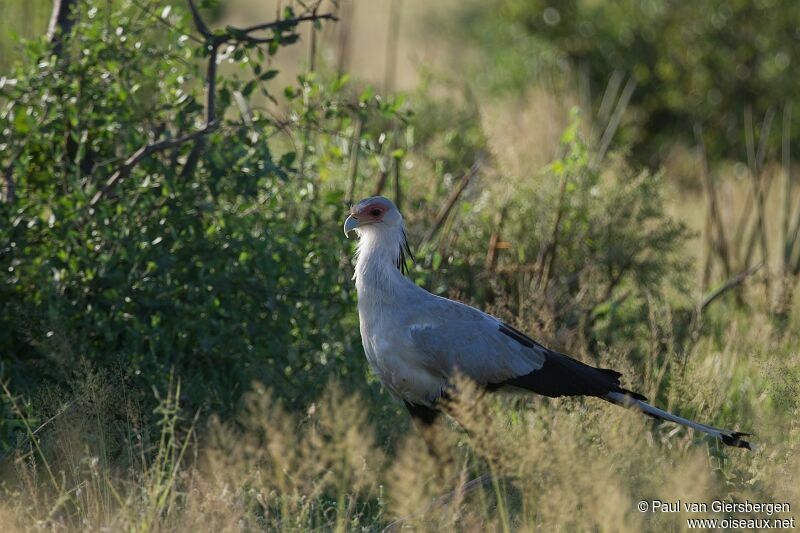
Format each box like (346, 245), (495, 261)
(590, 73), (636, 169)
(423, 160), (482, 244)
(595, 70), (624, 135)
(373, 167), (389, 197)
(484, 205), (508, 272)
(781, 102), (793, 272)
(90, 124), (216, 206)
(699, 262), (764, 314)
(3, 163), (16, 204)
(232, 12), (337, 36)
(344, 116), (363, 205)
(48, 0), (78, 59)
(90, 0), (337, 207)
(536, 159), (573, 291)
(392, 136), (402, 211)
(186, 0), (213, 39)
(90, 3), (223, 206)
(694, 123), (732, 278)
(746, 108), (774, 300)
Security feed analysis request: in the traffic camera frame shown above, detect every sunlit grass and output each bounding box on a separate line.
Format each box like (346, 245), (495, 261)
(0, 309), (796, 531)
(1, 1), (798, 531)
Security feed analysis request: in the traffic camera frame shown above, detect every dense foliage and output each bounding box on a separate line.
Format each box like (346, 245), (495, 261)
(0, 1), (396, 420)
(468, 0), (800, 163)
(0, 0), (710, 449)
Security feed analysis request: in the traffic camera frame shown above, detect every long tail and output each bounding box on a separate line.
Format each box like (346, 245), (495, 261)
(605, 392), (751, 449)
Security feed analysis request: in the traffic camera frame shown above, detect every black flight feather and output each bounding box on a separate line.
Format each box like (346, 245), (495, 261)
(492, 322), (647, 402)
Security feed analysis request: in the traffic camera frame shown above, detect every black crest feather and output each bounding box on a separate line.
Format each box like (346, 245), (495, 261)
(397, 230), (415, 275)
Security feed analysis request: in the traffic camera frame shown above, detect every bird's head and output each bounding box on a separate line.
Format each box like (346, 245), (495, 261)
(343, 196), (403, 238)
(344, 196), (413, 276)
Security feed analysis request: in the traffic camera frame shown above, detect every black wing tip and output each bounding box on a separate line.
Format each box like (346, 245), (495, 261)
(721, 432), (753, 450)
(598, 367), (623, 379)
(498, 323), (537, 349)
(497, 323), (650, 402)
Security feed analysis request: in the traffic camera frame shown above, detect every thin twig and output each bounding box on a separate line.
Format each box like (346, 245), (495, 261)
(591, 74), (635, 169)
(594, 70), (623, 139)
(781, 103), (793, 270)
(344, 116), (363, 205)
(90, 0), (336, 206)
(373, 167), (389, 197)
(756, 107), (775, 171)
(423, 160), (482, 244)
(484, 205), (508, 272)
(186, 0), (212, 38)
(47, 0), (78, 59)
(2, 145), (24, 204)
(179, 38), (221, 180)
(746, 108), (774, 301)
(699, 262), (764, 314)
(90, 125), (216, 206)
(393, 135), (402, 211)
(374, 128), (397, 197)
(307, 18), (317, 72)
(536, 162), (572, 291)
(687, 261), (764, 348)
(233, 12), (336, 35)
(694, 124), (732, 279)
(2, 164), (14, 204)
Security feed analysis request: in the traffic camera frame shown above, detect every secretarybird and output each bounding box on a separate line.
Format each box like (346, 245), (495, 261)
(344, 196), (751, 449)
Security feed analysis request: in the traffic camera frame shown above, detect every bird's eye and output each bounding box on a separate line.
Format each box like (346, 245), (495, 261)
(370, 208), (382, 217)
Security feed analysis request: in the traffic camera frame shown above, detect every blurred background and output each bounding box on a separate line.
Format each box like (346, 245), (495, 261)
(1, 1), (799, 530)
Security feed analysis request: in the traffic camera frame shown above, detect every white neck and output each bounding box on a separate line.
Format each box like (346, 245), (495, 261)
(353, 226), (410, 297)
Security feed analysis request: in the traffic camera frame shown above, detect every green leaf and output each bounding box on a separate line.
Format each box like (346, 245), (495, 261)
(259, 69), (278, 81)
(359, 86), (375, 103)
(432, 251), (442, 270)
(242, 80), (256, 97)
(13, 109), (31, 133)
(279, 151), (296, 168)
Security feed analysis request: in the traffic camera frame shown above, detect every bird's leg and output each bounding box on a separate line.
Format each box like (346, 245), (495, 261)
(405, 402), (455, 467)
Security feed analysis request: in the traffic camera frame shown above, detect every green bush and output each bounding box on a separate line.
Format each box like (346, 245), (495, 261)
(0, 1), (387, 421)
(419, 112), (690, 362)
(468, 0), (800, 163)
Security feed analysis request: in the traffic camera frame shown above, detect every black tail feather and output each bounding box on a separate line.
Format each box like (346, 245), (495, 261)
(719, 431), (752, 450)
(605, 391), (752, 450)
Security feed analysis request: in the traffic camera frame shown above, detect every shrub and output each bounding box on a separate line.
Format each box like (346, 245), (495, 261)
(464, 0), (800, 164)
(0, 0), (385, 421)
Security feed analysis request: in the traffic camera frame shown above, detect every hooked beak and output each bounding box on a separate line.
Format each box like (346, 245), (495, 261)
(343, 214), (360, 238)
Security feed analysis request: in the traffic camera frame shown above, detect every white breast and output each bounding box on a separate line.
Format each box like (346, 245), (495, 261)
(358, 303), (445, 406)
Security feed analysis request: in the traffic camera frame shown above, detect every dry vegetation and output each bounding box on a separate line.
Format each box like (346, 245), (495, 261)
(1, 314), (798, 531)
(2, 1), (800, 531)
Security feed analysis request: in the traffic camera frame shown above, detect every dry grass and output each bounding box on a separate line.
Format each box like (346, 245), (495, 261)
(1, 311), (797, 531)
(2, 2), (799, 531)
